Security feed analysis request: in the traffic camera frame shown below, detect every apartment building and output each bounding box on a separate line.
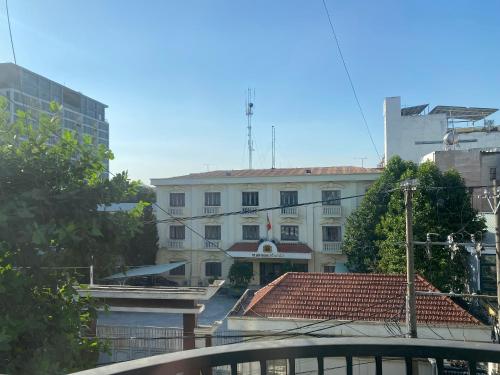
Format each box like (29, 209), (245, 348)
(151, 166), (381, 286)
(0, 63), (109, 153)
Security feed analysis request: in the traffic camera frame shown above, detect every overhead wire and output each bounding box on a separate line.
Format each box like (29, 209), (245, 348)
(5, 0), (16, 64)
(320, 0), (380, 160)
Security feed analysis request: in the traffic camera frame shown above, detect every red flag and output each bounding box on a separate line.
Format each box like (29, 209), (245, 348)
(266, 214), (272, 231)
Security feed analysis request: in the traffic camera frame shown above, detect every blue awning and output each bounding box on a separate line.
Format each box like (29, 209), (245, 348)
(103, 262), (186, 280)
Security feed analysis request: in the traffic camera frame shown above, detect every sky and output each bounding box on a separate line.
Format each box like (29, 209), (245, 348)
(1, 1), (499, 184)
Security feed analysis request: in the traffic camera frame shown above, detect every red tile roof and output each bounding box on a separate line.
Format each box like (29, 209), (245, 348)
(244, 273), (481, 326)
(228, 242), (312, 253)
(160, 166), (382, 180)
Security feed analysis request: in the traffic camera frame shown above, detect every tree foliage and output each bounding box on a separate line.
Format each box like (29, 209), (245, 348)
(228, 262), (253, 288)
(344, 156), (485, 291)
(0, 98), (156, 373)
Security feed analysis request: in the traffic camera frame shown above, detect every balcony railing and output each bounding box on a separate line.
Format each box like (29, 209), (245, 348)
(281, 206), (298, 216)
(241, 206), (259, 216)
(168, 207), (184, 216)
(204, 240), (220, 249)
(322, 241), (342, 254)
(70, 337), (500, 375)
(204, 206), (220, 215)
(167, 240), (184, 249)
(322, 205), (342, 217)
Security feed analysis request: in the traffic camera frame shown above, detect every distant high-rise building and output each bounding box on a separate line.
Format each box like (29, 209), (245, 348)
(0, 62), (109, 154)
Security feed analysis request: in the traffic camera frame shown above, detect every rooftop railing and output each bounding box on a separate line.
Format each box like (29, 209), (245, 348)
(70, 337), (500, 375)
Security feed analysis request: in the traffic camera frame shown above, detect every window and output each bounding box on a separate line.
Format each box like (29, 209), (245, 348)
(280, 191), (298, 206)
(205, 192), (221, 206)
(205, 225), (221, 240)
(242, 192), (259, 206)
(242, 225), (260, 240)
(281, 225), (299, 241)
(490, 167), (497, 181)
(322, 190), (341, 205)
(205, 262), (221, 277)
(169, 262), (185, 276)
(324, 265), (336, 273)
(170, 192), (185, 207)
(169, 225), (185, 240)
(323, 226), (341, 242)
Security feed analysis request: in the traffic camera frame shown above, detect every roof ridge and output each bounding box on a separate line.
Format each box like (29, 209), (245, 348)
(244, 272), (289, 314)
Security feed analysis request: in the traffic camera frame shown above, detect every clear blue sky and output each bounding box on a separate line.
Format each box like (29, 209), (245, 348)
(1, 1), (499, 183)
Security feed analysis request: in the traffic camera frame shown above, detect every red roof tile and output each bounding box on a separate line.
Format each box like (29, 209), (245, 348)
(244, 273), (481, 326)
(159, 166), (382, 180)
(228, 242), (312, 253)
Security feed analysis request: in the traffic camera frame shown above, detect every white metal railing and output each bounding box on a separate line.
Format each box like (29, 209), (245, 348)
(203, 206), (220, 215)
(204, 240), (220, 249)
(281, 206), (298, 216)
(241, 206), (259, 216)
(168, 207), (184, 216)
(167, 240), (184, 249)
(322, 205), (342, 217)
(322, 242), (342, 254)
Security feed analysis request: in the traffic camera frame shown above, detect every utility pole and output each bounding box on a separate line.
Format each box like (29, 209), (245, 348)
(401, 179), (418, 338)
(494, 179), (500, 340)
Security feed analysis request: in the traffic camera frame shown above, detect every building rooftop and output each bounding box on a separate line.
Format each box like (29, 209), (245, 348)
(243, 272), (481, 326)
(152, 166), (382, 182)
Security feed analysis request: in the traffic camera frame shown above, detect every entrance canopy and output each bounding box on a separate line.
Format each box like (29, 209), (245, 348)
(227, 241), (312, 260)
(103, 262), (186, 280)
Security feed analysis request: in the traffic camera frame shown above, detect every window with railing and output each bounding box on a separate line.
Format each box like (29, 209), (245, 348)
(205, 225), (221, 240)
(280, 191), (298, 207)
(281, 225), (299, 241)
(322, 190), (341, 205)
(170, 192), (185, 207)
(205, 192), (221, 206)
(323, 226), (341, 242)
(242, 192), (259, 206)
(242, 225), (259, 240)
(169, 225), (185, 240)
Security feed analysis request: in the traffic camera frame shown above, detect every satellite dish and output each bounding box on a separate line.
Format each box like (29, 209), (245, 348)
(443, 131), (459, 146)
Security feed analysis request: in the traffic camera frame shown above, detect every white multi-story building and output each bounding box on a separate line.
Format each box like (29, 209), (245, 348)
(151, 166), (381, 286)
(384, 96), (498, 164)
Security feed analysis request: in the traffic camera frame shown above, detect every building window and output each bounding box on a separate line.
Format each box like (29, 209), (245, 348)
(205, 192), (221, 206)
(322, 190), (341, 205)
(490, 167), (497, 181)
(170, 192), (185, 207)
(324, 265), (336, 273)
(280, 191), (298, 206)
(205, 225), (221, 240)
(281, 225), (299, 241)
(242, 225), (260, 240)
(169, 262), (185, 276)
(205, 262), (222, 277)
(242, 192), (259, 206)
(169, 225), (185, 240)
(323, 226), (341, 242)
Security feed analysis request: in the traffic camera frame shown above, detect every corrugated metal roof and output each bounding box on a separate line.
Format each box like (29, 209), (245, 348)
(103, 262), (186, 280)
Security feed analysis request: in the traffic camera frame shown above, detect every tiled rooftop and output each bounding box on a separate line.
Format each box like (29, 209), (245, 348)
(244, 273), (481, 326)
(228, 242), (312, 253)
(158, 166), (382, 180)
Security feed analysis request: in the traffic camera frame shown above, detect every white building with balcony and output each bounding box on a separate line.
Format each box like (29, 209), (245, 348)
(151, 166), (381, 286)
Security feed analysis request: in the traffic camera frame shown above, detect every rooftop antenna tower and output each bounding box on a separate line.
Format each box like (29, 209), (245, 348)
(245, 88), (255, 169)
(271, 125), (276, 169)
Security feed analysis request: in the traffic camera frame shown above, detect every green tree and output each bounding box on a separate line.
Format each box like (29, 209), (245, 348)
(228, 262), (253, 288)
(0, 98), (143, 372)
(344, 156), (485, 291)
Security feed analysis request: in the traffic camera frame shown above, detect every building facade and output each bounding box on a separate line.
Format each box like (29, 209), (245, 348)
(0, 63), (109, 152)
(151, 166), (381, 286)
(384, 96), (498, 164)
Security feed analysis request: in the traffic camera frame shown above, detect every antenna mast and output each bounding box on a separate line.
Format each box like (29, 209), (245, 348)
(271, 125), (276, 169)
(245, 88), (255, 169)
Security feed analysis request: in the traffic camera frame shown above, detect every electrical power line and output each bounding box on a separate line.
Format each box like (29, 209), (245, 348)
(5, 0), (16, 64)
(320, 0), (380, 160)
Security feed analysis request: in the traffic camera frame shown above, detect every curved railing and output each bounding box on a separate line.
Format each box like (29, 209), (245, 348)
(70, 337), (500, 375)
